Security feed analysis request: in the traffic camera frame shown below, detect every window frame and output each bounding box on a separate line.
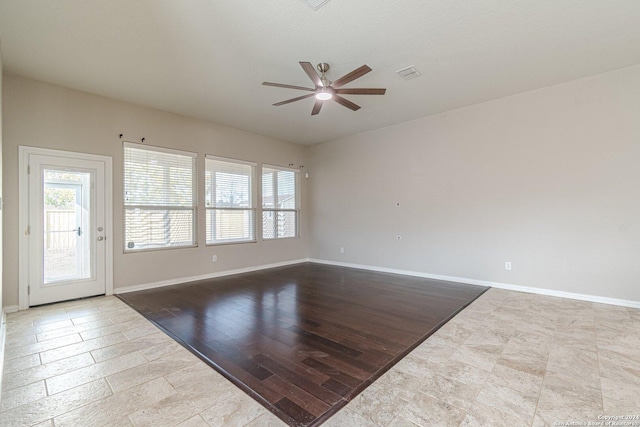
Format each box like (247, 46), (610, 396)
(205, 155), (257, 246)
(123, 142), (198, 253)
(261, 164), (300, 240)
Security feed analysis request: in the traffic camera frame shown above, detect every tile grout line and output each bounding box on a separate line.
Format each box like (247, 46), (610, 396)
(529, 316), (554, 427)
(592, 305), (605, 416)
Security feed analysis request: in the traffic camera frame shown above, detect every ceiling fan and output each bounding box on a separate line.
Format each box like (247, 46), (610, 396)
(262, 62), (386, 115)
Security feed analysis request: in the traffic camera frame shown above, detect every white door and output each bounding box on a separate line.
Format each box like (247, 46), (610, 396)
(23, 150), (111, 306)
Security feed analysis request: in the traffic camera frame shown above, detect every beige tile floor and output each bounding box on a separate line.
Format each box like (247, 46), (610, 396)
(1, 288), (639, 426)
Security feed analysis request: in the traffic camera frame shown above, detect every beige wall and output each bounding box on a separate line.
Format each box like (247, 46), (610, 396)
(309, 64), (640, 302)
(2, 75), (309, 307)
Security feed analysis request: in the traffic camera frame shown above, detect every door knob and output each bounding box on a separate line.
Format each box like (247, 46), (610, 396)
(97, 236), (104, 241)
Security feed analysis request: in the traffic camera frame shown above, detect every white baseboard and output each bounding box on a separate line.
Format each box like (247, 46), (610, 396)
(308, 258), (640, 309)
(0, 309), (7, 398)
(3, 305), (19, 314)
(115, 258), (309, 294)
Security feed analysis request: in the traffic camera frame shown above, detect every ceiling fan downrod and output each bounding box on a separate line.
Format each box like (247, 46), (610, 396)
(317, 63), (331, 87)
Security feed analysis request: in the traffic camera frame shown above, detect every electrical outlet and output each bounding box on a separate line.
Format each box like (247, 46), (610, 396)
(212, 255), (218, 263)
(339, 247), (345, 254)
(505, 261), (512, 271)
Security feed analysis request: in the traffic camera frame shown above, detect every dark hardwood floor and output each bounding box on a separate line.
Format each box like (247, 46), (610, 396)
(117, 262), (488, 426)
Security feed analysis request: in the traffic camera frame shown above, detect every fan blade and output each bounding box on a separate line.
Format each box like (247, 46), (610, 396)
(331, 65), (372, 88)
(300, 62), (323, 87)
(311, 99), (323, 115)
(273, 93), (316, 106)
(334, 88), (386, 95)
(333, 95), (361, 111)
(262, 82), (314, 92)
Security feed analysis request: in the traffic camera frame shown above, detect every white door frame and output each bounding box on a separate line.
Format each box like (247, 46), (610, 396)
(18, 146), (113, 310)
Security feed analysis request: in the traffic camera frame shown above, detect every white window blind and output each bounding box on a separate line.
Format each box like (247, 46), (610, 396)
(262, 165), (299, 239)
(124, 142), (197, 251)
(205, 156), (256, 244)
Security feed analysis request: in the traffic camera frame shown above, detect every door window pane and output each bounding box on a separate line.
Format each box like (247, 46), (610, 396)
(43, 169), (92, 283)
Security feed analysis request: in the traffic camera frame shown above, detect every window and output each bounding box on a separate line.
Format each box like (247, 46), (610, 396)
(262, 165), (299, 239)
(123, 142), (197, 251)
(205, 156), (256, 244)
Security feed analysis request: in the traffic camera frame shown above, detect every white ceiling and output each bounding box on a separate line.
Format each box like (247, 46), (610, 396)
(1, 0), (640, 145)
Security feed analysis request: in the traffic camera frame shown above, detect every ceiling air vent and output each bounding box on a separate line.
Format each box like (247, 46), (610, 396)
(396, 66), (422, 80)
(301, 0), (332, 11)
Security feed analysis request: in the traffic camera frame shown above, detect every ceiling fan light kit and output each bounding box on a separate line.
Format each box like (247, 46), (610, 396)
(262, 61), (386, 116)
(315, 89), (333, 101)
